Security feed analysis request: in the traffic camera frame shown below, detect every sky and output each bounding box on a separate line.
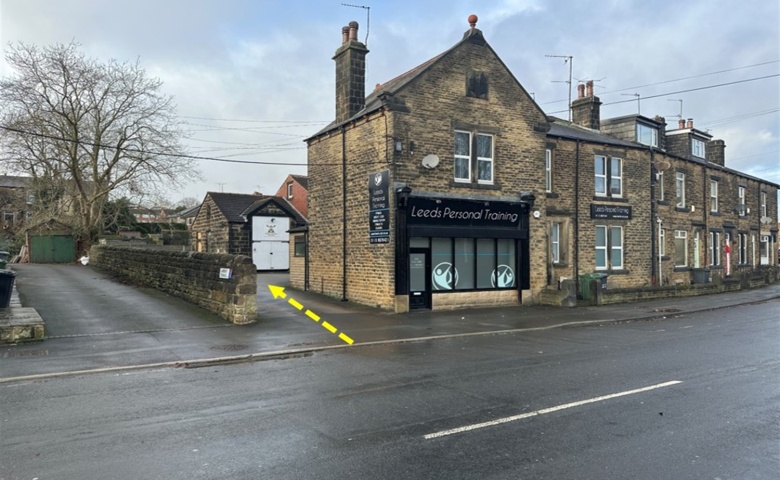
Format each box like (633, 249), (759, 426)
(1, 0), (778, 209)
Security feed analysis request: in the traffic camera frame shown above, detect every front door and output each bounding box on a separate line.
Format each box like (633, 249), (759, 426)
(409, 248), (431, 309)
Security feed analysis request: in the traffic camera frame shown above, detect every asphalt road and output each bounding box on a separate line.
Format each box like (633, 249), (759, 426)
(2, 300), (778, 479)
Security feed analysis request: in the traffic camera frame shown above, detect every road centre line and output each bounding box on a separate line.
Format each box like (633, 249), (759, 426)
(423, 380), (682, 440)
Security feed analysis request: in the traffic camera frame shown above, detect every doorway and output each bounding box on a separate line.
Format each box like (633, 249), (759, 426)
(409, 248), (431, 309)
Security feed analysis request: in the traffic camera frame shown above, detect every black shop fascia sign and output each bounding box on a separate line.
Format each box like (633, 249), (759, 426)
(406, 197), (527, 229)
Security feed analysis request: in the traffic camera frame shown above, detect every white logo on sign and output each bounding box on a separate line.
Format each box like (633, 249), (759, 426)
(432, 262), (458, 290)
(266, 224), (277, 237)
(374, 173), (383, 186)
(491, 264), (515, 288)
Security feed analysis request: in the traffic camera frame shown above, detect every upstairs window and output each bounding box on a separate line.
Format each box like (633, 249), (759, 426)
(595, 156), (623, 198)
(692, 138), (706, 158)
(287, 183), (294, 199)
(657, 171), (665, 201)
(454, 130), (494, 184)
(466, 72), (488, 99)
(738, 186), (746, 215)
(636, 123), (658, 147)
(454, 130), (472, 182)
(675, 172), (686, 208)
(760, 191), (767, 218)
(710, 180), (718, 212)
(545, 149), (552, 193)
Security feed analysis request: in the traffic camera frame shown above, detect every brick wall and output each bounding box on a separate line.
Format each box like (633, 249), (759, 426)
(89, 245), (257, 324)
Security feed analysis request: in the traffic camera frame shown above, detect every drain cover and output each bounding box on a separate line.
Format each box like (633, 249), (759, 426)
(210, 344), (249, 352)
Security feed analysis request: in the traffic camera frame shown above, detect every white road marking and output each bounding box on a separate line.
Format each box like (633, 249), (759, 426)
(424, 380), (682, 440)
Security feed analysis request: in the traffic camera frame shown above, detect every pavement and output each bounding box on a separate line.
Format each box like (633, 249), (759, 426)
(1, 263), (779, 382)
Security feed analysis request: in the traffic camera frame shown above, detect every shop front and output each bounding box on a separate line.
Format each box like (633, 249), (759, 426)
(395, 192), (532, 311)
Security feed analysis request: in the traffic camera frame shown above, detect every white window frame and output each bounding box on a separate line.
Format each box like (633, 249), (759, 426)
(659, 228), (666, 257)
(693, 231), (701, 268)
(738, 233), (748, 264)
(657, 171), (664, 201)
(551, 222), (560, 264)
(751, 234), (756, 266)
(674, 230), (688, 267)
(692, 138), (706, 158)
(759, 235), (770, 265)
(636, 123), (658, 147)
(595, 225), (623, 270)
(709, 231), (721, 266)
(594, 156), (622, 198)
(545, 149), (552, 193)
(476, 133), (494, 185)
(760, 192), (767, 218)
(738, 186), (746, 215)
(710, 180), (718, 212)
(454, 130), (472, 183)
(676, 172), (686, 208)
(595, 156), (607, 196)
(610, 157), (623, 197)
(287, 183), (294, 199)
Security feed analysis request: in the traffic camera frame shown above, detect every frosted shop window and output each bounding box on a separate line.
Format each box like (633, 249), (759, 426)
(431, 238), (516, 291)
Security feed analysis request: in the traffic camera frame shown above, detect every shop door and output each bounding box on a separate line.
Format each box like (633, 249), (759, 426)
(409, 248), (431, 309)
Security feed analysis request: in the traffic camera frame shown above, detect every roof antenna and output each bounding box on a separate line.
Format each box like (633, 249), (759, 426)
(341, 3), (371, 45)
(622, 93), (641, 114)
(546, 54), (573, 121)
(667, 98), (683, 120)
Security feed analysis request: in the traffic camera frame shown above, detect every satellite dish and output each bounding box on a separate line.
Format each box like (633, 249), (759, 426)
(421, 154), (440, 169)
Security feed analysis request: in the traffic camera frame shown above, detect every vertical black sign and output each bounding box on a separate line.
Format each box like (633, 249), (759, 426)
(369, 170), (390, 244)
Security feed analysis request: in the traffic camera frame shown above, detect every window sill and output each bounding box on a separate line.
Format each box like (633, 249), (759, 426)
(710, 211), (722, 216)
(546, 192), (559, 199)
(657, 200), (670, 206)
(673, 266), (691, 272)
(449, 181), (502, 191)
(592, 196), (630, 203)
(553, 262), (569, 268)
(709, 265), (724, 270)
(606, 269), (629, 275)
(675, 207), (690, 213)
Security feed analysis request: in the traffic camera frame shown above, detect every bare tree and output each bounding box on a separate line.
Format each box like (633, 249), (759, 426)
(0, 42), (200, 249)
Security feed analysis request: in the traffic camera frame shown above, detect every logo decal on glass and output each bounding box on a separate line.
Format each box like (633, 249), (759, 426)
(432, 262), (458, 290)
(491, 264), (515, 288)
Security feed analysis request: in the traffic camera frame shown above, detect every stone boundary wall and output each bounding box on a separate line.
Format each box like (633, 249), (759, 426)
(89, 245), (257, 324)
(541, 267), (779, 307)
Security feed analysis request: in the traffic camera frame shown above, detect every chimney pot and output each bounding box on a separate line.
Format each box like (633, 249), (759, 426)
(586, 80), (594, 97)
(342, 26), (349, 44)
(468, 14), (478, 28)
(678, 119), (686, 129)
(349, 21), (359, 41)
(686, 118), (693, 129)
(577, 83), (585, 99)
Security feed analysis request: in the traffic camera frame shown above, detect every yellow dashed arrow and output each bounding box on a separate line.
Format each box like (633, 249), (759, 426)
(268, 285), (354, 345)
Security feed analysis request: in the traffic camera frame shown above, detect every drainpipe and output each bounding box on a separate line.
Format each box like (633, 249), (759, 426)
(574, 139), (581, 299)
(649, 148), (657, 285)
(341, 126), (348, 301)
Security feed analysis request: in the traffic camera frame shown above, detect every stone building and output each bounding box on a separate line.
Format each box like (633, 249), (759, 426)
(292, 16), (778, 312)
(191, 191), (305, 270)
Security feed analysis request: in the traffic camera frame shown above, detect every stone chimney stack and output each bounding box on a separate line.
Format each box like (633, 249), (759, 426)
(333, 21), (369, 124)
(571, 80), (601, 130)
(707, 139), (726, 166)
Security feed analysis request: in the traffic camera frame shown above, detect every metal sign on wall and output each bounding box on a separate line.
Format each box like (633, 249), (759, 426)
(369, 170), (390, 244)
(590, 204), (632, 220)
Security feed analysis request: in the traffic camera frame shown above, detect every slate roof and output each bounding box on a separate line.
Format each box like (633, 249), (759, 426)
(290, 174), (308, 190)
(207, 192), (266, 223)
(177, 204), (201, 219)
(0, 175), (30, 188)
(241, 196), (307, 224)
(307, 28), (540, 140)
(546, 117), (639, 149)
